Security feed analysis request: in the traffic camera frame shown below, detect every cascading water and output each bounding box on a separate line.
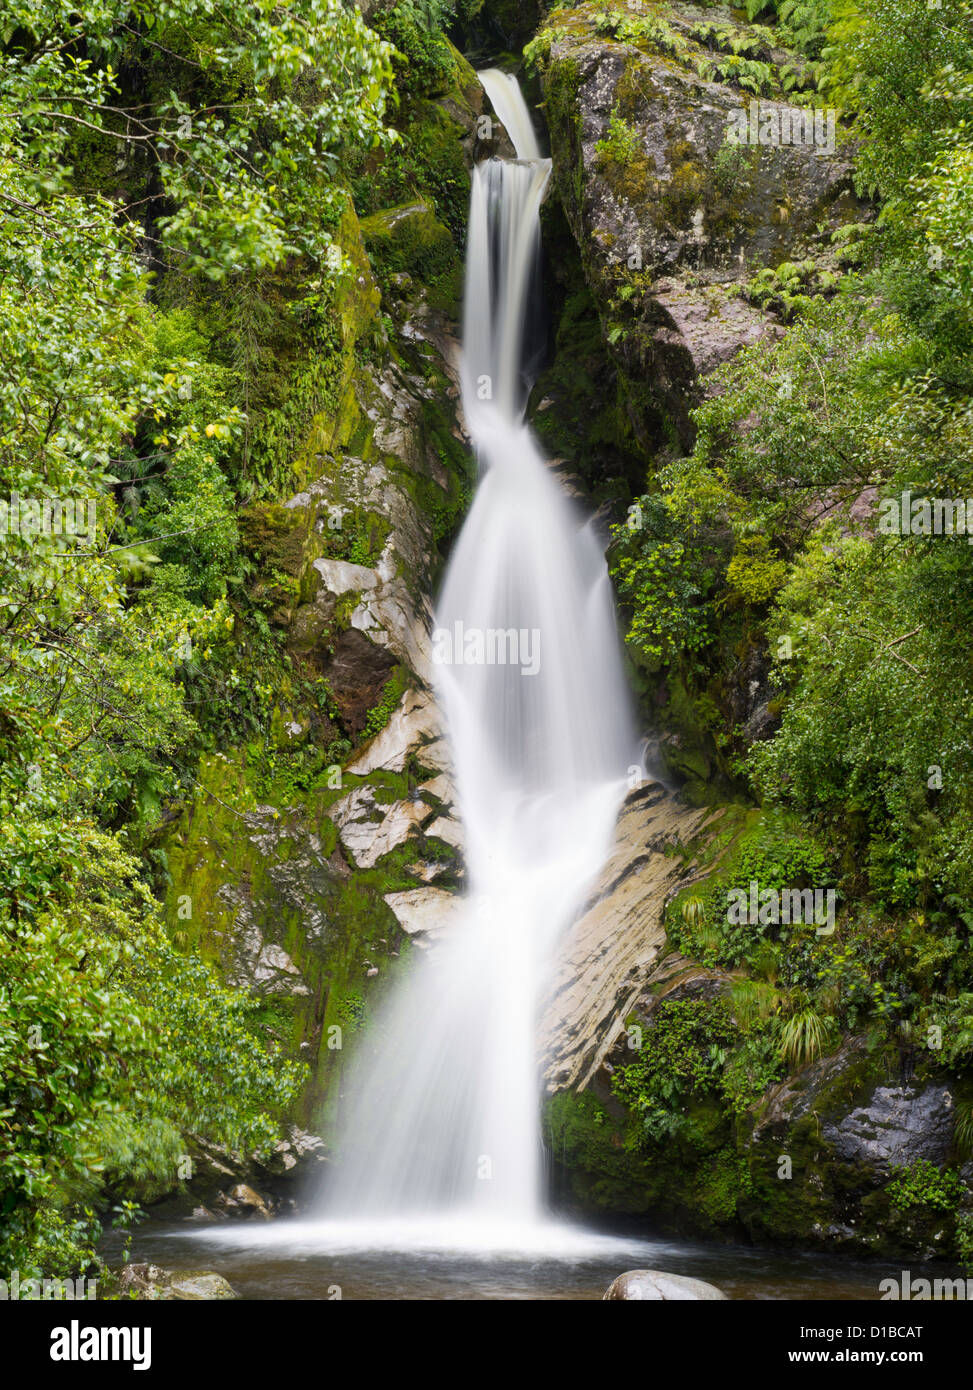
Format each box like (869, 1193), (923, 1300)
(314, 71), (636, 1241)
(189, 73), (641, 1265)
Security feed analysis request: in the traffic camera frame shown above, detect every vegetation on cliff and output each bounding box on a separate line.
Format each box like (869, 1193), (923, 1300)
(4, 0), (973, 1282)
(534, 0), (973, 1255)
(0, 0), (468, 1280)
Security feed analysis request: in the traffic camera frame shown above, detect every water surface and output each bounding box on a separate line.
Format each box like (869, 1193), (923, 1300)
(104, 1218), (922, 1301)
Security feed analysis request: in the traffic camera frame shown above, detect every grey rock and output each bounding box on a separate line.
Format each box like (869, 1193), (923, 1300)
(604, 1270), (728, 1300)
(167, 1270), (238, 1301)
(115, 1264), (238, 1301)
(823, 1082), (954, 1172)
(542, 8), (867, 450)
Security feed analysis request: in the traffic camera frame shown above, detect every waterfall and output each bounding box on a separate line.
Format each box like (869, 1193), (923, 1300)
(318, 71), (635, 1239)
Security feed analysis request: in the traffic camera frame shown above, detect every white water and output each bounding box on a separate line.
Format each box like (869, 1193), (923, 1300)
(313, 71), (635, 1238)
(197, 73), (637, 1256)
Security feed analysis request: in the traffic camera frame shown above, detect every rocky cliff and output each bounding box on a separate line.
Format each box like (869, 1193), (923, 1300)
(153, 3), (970, 1265)
(528, 1), (968, 1263)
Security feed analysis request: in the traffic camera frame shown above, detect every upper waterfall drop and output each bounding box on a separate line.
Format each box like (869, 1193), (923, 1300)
(477, 68), (542, 160)
(315, 71), (636, 1240)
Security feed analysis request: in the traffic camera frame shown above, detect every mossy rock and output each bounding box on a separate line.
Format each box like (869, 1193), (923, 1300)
(544, 1090), (661, 1213)
(538, 2), (867, 450)
(360, 200), (459, 301)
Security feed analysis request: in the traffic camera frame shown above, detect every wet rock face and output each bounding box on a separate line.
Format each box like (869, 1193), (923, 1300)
(541, 5), (866, 448)
(540, 782), (719, 1092)
(327, 626), (398, 737)
(823, 1082), (955, 1172)
(162, 201), (470, 1137)
(742, 1039), (963, 1257)
(604, 1269), (728, 1300)
(726, 642), (780, 746)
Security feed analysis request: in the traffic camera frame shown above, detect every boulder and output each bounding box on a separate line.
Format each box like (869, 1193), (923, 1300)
(167, 1271), (238, 1301)
(224, 1183), (272, 1219)
(115, 1265), (238, 1301)
(743, 1038), (962, 1255)
(604, 1270), (728, 1300)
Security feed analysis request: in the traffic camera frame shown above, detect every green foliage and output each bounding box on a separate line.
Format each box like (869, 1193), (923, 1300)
(926, 995), (973, 1070)
(668, 816), (834, 968)
(694, 1149), (753, 1225)
(694, 52), (777, 96)
(746, 0), (832, 59)
(724, 536), (789, 607)
(954, 1100), (973, 1161)
(609, 494), (716, 667)
(592, 9), (691, 62)
(0, 829), (304, 1272)
(2, 0), (395, 279)
(824, 0), (973, 354)
(957, 1210), (973, 1267)
(0, 0), (415, 1278)
(612, 999), (739, 1144)
(374, 0), (457, 96)
(886, 1160), (963, 1214)
(364, 670), (407, 740)
(720, 1029), (787, 1113)
(778, 1005), (836, 1068)
(744, 259), (839, 320)
(594, 110), (642, 168)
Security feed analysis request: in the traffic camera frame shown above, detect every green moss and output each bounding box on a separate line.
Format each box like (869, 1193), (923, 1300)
(695, 1148), (754, 1225)
(160, 749), (421, 1133)
(543, 1090), (660, 1213)
(360, 199), (460, 312)
(363, 668), (408, 740)
(887, 1160), (964, 1214)
(349, 58), (473, 248)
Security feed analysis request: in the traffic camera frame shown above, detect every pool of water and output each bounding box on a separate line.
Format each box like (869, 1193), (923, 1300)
(102, 1216), (929, 1301)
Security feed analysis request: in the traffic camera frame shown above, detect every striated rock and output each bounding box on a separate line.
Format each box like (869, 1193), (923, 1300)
(604, 1269), (728, 1300)
(328, 774), (462, 874)
(383, 886), (464, 946)
(540, 782), (717, 1091)
(345, 688), (453, 778)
